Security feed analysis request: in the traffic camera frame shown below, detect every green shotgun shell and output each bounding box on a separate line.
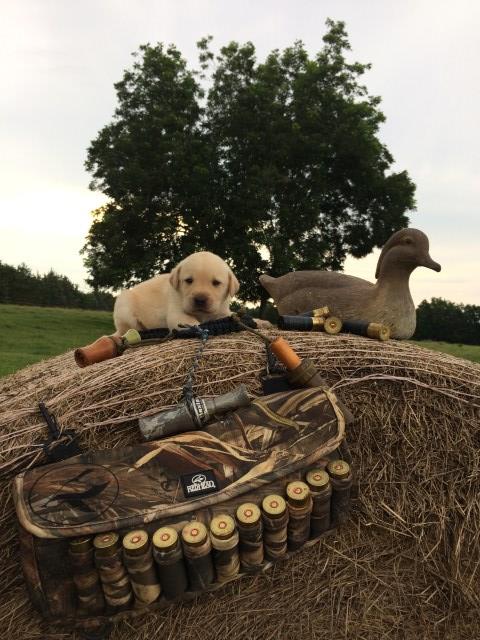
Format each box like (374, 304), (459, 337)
(327, 460), (353, 527)
(210, 515), (240, 582)
(236, 503), (264, 570)
(182, 521), (208, 546)
(286, 481), (310, 506)
(262, 494), (286, 517)
(236, 503), (261, 526)
(69, 536), (92, 554)
(153, 527), (188, 599)
(286, 481), (312, 551)
(210, 514), (236, 540)
(122, 529), (149, 556)
(94, 531), (133, 610)
(153, 526), (178, 550)
(262, 495), (288, 560)
(327, 460), (351, 478)
(306, 469), (330, 489)
(123, 529), (160, 605)
(93, 532), (120, 558)
(181, 521), (214, 591)
(306, 469), (332, 537)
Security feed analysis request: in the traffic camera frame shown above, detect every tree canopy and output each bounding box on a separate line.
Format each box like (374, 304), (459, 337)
(83, 20), (416, 303)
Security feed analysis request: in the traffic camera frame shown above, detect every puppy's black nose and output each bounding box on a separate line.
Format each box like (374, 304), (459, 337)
(194, 295), (208, 308)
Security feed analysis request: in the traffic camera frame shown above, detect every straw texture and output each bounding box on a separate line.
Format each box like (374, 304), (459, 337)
(0, 331), (479, 639)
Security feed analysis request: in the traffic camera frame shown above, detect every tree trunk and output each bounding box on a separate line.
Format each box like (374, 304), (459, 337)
(259, 292), (269, 319)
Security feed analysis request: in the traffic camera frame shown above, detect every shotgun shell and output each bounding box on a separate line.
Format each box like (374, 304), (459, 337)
(286, 481), (310, 506)
(93, 532), (120, 558)
(306, 469), (332, 537)
(262, 495), (289, 560)
(366, 323), (390, 341)
(301, 306), (330, 318)
(278, 315), (316, 331)
(286, 481), (312, 550)
(327, 460), (353, 527)
(181, 522), (214, 591)
(122, 530), (161, 606)
(341, 319), (390, 341)
(69, 537), (105, 615)
(123, 530), (149, 556)
(70, 536), (92, 555)
(210, 515), (240, 582)
(311, 317), (326, 330)
(323, 316), (342, 334)
(152, 527), (188, 600)
(236, 503), (264, 570)
(94, 532), (133, 611)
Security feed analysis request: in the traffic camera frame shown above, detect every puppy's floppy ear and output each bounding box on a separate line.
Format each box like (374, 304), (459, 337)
(169, 264), (181, 290)
(227, 269), (240, 297)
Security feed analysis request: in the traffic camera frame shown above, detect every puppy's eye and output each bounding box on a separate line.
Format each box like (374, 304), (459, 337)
(184, 277), (194, 284)
(212, 280), (221, 287)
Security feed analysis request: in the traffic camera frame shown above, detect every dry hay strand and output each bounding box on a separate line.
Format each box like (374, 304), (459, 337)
(0, 331), (479, 639)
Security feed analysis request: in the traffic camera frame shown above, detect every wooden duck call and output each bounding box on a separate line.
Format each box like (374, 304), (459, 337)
(74, 329), (141, 368)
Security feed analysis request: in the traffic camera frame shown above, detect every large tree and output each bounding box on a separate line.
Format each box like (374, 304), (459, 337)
(83, 20), (416, 306)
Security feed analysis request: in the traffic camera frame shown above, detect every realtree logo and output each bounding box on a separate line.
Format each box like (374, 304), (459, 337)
(181, 469), (218, 498)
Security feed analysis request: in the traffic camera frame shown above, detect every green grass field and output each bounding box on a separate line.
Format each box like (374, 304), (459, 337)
(0, 303), (478, 378)
(0, 303), (115, 377)
(410, 340), (480, 363)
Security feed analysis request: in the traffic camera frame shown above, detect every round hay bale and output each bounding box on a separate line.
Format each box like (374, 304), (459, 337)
(0, 331), (479, 639)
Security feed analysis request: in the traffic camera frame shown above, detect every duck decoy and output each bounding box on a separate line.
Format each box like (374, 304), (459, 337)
(259, 228), (441, 339)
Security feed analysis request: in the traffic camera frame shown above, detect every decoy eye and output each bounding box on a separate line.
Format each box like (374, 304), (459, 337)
(403, 237), (413, 245)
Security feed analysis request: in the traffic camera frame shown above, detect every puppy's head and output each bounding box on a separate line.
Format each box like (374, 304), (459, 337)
(169, 252), (239, 319)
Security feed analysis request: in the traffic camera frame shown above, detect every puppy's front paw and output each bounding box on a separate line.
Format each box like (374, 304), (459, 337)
(167, 314), (201, 331)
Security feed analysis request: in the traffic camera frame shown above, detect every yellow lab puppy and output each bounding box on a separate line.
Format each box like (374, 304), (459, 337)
(113, 251), (239, 334)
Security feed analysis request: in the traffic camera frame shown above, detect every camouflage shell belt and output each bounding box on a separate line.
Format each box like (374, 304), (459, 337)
(12, 386), (353, 636)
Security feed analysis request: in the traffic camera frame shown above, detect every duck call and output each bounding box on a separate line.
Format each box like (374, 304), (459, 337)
(138, 384), (251, 441)
(74, 329), (141, 368)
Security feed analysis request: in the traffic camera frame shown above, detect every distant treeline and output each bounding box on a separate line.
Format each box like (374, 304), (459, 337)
(1, 262), (479, 343)
(0, 262), (114, 310)
(415, 298), (480, 345)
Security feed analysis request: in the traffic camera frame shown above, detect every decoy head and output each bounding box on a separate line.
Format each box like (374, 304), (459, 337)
(375, 228), (441, 279)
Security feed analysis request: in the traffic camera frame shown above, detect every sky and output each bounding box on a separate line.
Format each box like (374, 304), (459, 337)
(0, 0), (479, 305)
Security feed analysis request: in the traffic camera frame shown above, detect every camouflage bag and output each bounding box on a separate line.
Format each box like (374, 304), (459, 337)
(12, 386), (351, 637)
